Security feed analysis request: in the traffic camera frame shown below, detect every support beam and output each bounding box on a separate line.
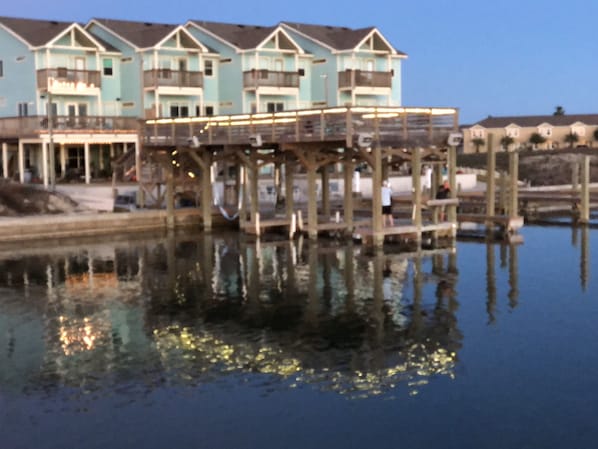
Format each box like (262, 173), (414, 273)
(371, 142), (383, 246)
(42, 142), (49, 188)
(486, 133), (496, 218)
(448, 145), (457, 224)
(201, 156), (213, 231)
(580, 155), (590, 224)
(18, 141), (24, 184)
(285, 159), (295, 221)
(166, 162), (175, 230)
(508, 150), (519, 218)
(84, 142), (91, 184)
(343, 157), (354, 234)
(412, 148), (422, 242)
(307, 158), (318, 239)
(321, 166), (330, 219)
(1, 143), (7, 179)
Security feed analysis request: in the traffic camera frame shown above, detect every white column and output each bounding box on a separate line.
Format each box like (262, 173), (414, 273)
(2, 143), (8, 179)
(84, 142), (91, 184)
(60, 144), (67, 177)
(42, 142), (49, 188)
(18, 140), (25, 183)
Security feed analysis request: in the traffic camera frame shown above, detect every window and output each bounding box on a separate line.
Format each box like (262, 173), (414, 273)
(204, 60), (213, 77)
(102, 58), (113, 76)
(0, 60), (3, 77)
(506, 127), (519, 138)
(170, 104), (189, 117)
(17, 102), (28, 116)
(195, 105), (214, 116)
(539, 126), (552, 137)
(471, 128), (485, 138)
(266, 102), (284, 113)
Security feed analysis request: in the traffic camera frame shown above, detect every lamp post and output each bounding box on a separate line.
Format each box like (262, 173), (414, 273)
(43, 91), (56, 190)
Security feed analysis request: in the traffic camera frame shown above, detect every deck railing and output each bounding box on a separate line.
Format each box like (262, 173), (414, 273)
(143, 69), (204, 88)
(143, 106), (458, 149)
(37, 68), (102, 90)
(0, 116), (140, 138)
(338, 70), (392, 89)
(243, 70), (300, 89)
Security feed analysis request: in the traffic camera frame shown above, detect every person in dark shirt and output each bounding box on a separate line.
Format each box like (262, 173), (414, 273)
(436, 180), (451, 220)
(436, 180), (451, 199)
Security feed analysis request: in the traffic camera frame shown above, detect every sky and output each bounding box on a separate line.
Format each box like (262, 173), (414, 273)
(3, 0), (598, 124)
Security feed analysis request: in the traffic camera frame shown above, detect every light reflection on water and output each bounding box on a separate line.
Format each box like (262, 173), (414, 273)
(0, 232), (468, 400)
(2, 225), (596, 448)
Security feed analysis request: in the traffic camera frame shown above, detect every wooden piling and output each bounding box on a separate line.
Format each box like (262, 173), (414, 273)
(580, 155), (590, 223)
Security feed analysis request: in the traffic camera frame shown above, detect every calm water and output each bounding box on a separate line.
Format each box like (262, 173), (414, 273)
(0, 225), (596, 449)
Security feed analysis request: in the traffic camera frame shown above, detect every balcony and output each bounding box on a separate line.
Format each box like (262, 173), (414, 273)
(37, 68), (101, 92)
(338, 70), (392, 89)
(143, 69), (203, 89)
(0, 116), (140, 139)
(243, 70), (300, 89)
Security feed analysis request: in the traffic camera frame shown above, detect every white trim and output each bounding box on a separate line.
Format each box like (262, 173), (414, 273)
(47, 23), (106, 51)
(155, 25), (209, 52)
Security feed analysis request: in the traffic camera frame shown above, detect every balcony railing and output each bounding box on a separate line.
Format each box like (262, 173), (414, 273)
(143, 69), (204, 88)
(243, 70), (300, 89)
(37, 68), (102, 90)
(338, 70), (392, 89)
(0, 116), (140, 138)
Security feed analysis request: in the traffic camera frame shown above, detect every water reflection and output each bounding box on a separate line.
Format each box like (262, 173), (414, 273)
(485, 241), (520, 324)
(0, 231), (532, 402)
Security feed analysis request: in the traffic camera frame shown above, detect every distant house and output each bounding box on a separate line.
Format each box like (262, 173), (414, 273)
(462, 114), (598, 153)
(281, 22), (406, 107)
(0, 16), (138, 184)
(86, 18), (215, 119)
(186, 20), (309, 114)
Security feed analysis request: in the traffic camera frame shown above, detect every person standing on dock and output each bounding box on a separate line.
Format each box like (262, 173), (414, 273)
(382, 180), (394, 227)
(436, 180), (451, 221)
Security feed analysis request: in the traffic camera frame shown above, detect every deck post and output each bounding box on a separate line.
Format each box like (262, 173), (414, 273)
(499, 171), (508, 214)
(285, 159), (295, 222)
(508, 150), (519, 218)
(18, 140), (24, 184)
(1, 142), (8, 179)
(249, 163), (259, 231)
(572, 160), (580, 192)
(166, 162), (175, 230)
(321, 166), (330, 219)
(42, 142), (49, 188)
(306, 157), (318, 239)
(448, 145), (458, 226)
(580, 155), (590, 223)
(412, 147), (423, 243)
(372, 142), (383, 246)
(343, 156), (354, 235)
(486, 134), (496, 228)
(200, 154), (213, 231)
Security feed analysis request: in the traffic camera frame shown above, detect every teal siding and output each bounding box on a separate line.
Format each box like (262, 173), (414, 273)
(0, 28), (36, 117)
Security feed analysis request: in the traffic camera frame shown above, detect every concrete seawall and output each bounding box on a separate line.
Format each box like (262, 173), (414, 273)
(0, 209), (203, 243)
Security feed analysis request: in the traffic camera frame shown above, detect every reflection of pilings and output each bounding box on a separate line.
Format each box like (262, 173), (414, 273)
(372, 249), (385, 345)
(508, 243), (519, 309)
(486, 243), (496, 325)
(166, 231), (176, 300)
(581, 225), (589, 291)
(410, 251), (424, 338)
(499, 242), (508, 268)
(305, 242), (320, 325)
(343, 242), (356, 314)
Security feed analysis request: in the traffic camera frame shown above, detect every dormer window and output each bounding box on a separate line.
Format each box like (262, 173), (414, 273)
(538, 126), (553, 137)
(572, 125), (586, 137)
(506, 127), (519, 138)
(471, 128), (485, 138)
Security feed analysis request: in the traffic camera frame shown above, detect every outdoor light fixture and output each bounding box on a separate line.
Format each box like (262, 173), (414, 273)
(357, 132), (373, 148)
(249, 134), (263, 147)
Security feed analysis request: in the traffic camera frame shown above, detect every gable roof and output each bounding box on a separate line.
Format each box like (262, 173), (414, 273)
(475, 114), (598, 128)
(281, 21), (406, 55)
(0, 16), (72, 47)
(91, 18), (180, 48)
(188, 20), (281, 50)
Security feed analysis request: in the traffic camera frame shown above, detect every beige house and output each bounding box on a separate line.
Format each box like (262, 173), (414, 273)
(462, 114), (598, 153)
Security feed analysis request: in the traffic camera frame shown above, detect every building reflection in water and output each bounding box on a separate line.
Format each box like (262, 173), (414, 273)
(0, 231), (534, 401)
